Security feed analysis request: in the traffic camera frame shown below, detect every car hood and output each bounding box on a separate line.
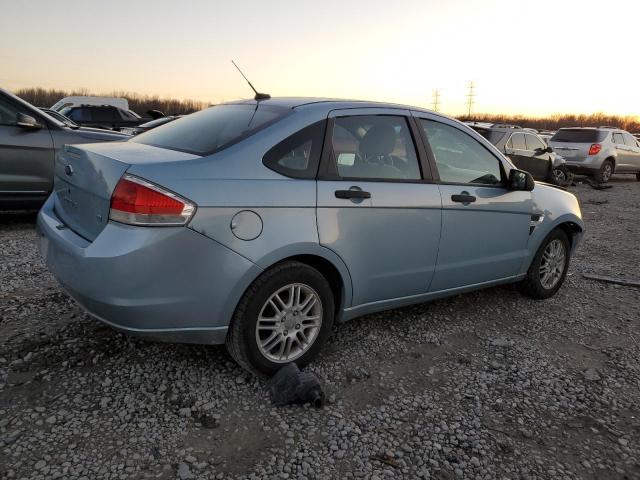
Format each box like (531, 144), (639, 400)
(72, 127), (130, 141)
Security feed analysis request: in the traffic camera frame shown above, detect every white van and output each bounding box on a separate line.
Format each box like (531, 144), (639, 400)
(51, 96), (129, 112)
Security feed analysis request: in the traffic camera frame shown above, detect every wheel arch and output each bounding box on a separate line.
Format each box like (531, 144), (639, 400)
(247, 244), (353, 321)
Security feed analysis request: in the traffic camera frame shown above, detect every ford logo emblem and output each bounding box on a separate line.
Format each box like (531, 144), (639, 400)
(65, 164), (74, 176)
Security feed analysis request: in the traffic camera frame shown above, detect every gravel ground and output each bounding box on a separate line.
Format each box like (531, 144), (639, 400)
(1, 177), (639, 480)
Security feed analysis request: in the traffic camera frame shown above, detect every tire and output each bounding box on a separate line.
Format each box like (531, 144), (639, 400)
(550, 164), (571, 186)
(593, 159), (613, 184)
(226, 261), (335, 376)
(517, 229), (571, 300)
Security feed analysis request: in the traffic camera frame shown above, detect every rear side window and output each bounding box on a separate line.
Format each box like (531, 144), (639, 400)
(92, 108), (120, 122)
(612, 133), (625, 145)
(132, 103), (290, 155)
(263, 121), (326, 179)
(421, 119), (502, 186)
(509, 132), (526, 150)
(551, 129), (606, 143)
(328, 115), (421, 181)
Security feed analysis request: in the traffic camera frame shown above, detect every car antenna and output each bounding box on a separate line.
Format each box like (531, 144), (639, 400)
(231, 60), (271, 101)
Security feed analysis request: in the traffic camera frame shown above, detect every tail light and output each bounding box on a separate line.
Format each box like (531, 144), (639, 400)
(109, 174), (196, 226)
(588, 144), (602, 155)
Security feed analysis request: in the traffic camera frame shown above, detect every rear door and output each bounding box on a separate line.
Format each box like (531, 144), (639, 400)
(316, 108), (442, 307)
(612, 132), (631, 171)
(415, 115), (532, 292)
(623, 133), (640, 171)
(0, 93), (54, 204)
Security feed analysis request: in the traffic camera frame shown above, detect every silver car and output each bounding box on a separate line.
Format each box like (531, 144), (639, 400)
(37, 98), (584, 375)
(549, 127), (640, 183)
(0, 88), (128, 209)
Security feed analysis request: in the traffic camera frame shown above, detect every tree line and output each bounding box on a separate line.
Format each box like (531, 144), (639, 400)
(458, 112), (640, 133)
(14, 87), (207, 116)
(12, 87), (640, 132)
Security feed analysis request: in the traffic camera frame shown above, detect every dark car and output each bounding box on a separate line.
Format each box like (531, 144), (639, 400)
(119, 115), (181, 135)
(466, 122), (570, 185)
(0, 89), (128, 209)
(58, 105), (145, 131)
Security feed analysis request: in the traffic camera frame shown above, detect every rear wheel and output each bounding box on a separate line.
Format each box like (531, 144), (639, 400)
(593, 159), (613, 183)
(518, 229), (571, 299)
(226, 261), (335, 376)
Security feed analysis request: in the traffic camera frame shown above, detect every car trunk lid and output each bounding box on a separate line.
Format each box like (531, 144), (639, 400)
(53, 142), (201, 241)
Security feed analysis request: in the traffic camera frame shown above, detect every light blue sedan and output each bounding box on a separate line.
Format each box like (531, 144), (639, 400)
(37, 98), (584, 375)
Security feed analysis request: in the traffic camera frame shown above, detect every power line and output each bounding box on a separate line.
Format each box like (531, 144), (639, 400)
(465, 81), (476, 117)
(431, 89), (440, 112)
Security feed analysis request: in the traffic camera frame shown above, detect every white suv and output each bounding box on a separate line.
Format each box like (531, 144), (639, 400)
(549, 127), (640, 183)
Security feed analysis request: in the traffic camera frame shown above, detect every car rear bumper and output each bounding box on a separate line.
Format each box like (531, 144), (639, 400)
(565, 164), (600, 175)
(37, 195), (260, 344)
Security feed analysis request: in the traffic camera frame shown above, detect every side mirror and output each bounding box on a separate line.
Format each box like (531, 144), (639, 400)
(545, 145), (553, 153)
(509, 169), (535, 191)
(16, 113), (42, 130)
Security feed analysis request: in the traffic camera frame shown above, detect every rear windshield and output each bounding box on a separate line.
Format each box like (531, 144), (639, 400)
(132, 103), (290, 155)
(470, 127), (506, 145)
(550, 129), (607, 143)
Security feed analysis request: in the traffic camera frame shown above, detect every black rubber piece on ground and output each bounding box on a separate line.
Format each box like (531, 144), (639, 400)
(518, 229), (571, 300)
(225, 261), (335, 376)
(269, 362), (325, 408)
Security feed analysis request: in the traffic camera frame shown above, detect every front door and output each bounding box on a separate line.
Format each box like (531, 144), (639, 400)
(416, 116), (532, 292)
(316, 109), (442, 307)
(0, 94), (54, 205)
(524, 133), (553, 180)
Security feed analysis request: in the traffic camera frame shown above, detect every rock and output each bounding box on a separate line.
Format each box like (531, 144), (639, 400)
(583, 369), (601, 381)
(177, 462), (194, 479)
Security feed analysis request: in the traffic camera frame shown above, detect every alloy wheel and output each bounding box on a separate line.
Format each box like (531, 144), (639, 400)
(255, 283), (323, 363)
(539, 239), (566, 289)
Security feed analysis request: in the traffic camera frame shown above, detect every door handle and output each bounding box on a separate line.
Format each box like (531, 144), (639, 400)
(451, 193), (476, 204)
(335, 189), (371, 199)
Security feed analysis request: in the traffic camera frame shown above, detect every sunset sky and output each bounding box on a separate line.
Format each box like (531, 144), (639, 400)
(1, 0), (638, 117)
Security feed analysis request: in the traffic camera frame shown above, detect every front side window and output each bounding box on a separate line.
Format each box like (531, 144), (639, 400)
(329, 115), (421, 180)
(0, 96), (19, 125)
(421, 119), (502, 186)
(623, 133), (638, 147)
(525, 134), (546, 152)
(263, 121), (325, 179)
(132, 103), (291, 155)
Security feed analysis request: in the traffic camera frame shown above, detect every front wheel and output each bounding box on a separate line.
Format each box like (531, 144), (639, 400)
(226, 261), (335, 376)
(550, 164), (571, 186)
(518, 229), (571, 299)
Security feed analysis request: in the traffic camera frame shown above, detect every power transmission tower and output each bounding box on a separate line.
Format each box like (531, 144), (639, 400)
(431, 89), (440, 112)
(465, 81), (476, 117)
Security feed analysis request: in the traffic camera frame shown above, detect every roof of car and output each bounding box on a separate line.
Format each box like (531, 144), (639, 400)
(223, 97), (438, 114)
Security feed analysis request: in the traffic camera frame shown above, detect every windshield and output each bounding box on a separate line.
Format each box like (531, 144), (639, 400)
(131, 103), (290, 155)
(470, 127), (506, 145)
(551, 129), (607, 143)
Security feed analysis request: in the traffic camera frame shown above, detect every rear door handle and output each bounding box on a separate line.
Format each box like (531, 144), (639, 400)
(451, 193), (476, 204)
(335, 189), (371, 199)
